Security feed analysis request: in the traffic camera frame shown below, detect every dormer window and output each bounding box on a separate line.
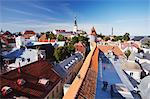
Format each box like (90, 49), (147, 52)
(1, 86), (12, 96)
(27, 58), (30, 62)
(38, 78), (50, 86)
(75, 57), (78, 60)
(17, 78), (26, 86)
(22, 58), (25, 62)
(64, 65), (69, 69)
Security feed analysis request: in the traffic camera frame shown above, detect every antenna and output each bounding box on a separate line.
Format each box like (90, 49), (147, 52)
(112, 27), (113, 36)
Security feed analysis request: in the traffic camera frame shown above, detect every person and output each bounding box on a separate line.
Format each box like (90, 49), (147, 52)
(102, 81), (108, 91)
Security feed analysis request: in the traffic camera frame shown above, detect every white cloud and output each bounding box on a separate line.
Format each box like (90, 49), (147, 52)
(1, 18), (150, 36)
(4, 8), (34, 16)
(31, 3), (55, 14)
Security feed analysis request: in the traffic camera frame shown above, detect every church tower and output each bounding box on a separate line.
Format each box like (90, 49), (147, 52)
(89, 27), (97, 42)
(73, 17), (78, 33)
(89, 27), (97, 50)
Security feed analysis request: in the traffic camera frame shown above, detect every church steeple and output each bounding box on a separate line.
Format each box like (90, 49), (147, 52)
(73, 17), (78, 33)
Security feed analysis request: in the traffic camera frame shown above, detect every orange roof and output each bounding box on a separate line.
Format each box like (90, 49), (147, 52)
(98, 45), (124, 57)
(24, 30), (36, 35)
(90, 27), (97, 36)
(0, 60), (61, 98)
(39, 34), (47, 41)
(74, 42), (86, 53)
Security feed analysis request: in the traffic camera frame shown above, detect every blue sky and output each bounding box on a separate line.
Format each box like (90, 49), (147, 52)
(0, 0), (150, 35)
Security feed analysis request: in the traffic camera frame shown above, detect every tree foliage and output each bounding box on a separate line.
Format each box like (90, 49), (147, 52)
(71, 36), (79, 44)
(97, 33), (105, 39)
(48, 33), (56, 40)
(67, 44), (75, 55)
(54, 46), (70, 62)
(71, 36), (89, 45)
(57, 34), (65, 41)
(123, 33), (130, 41)
(124, 50), (131, 59)
(54, 44), (75, 62)
(103, 36), (110, 41)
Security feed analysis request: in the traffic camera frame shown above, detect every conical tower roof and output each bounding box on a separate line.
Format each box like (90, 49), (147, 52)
(91, 27), (97, 36)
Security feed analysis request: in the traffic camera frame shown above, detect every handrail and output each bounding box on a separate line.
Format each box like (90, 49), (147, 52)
(63, 42), (97, 99)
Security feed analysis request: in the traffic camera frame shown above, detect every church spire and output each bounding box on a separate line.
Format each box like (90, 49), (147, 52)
(74, 17), (77, 26)
(73, 17), (78, 33)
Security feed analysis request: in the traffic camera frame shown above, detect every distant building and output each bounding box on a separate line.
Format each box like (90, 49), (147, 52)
(2, 48), (46, 72)
(138, 75), (150, 99)
(140, 37), (150, 49)
(121, 61), (142, 82)
(74, 42), (86, 55)
(27, 41), (66, 48)
(52, 30), (73, 39)
(135, 52), (150, 75)
(53, 53), (83, 96)
(110, 83), (134, 99)
(120, 42), (139, 53)
(89, 27), (97, 42)
(23, 30), (36, 39)
(89, 27), (97, 50)
(131, 36), (145, 41)
(0, 31), (15, 51)
(15, 36), (25, 49)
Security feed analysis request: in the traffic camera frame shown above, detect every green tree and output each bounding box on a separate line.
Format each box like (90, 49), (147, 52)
(103, 36), (110, 41)
(67, 44), (75, 55)
(48, 33), (56, 40)
(71, 36), (79, 44)
(54, 46), (68, 62)
(78, 36), (88, 44)
(57, 34), (65, 41)
(123, 33), (130, 41)
(124, 50), (131, 60)
(97, 33), (105, 39)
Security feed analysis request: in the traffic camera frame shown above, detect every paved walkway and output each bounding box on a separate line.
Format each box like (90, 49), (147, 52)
(95, 54), (122, 99)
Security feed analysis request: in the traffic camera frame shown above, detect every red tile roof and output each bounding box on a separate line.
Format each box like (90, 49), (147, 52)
(0, 60), (61, 98)
(39, 34), (47, 41)
(3, 31), (12, 36)
(23, 30), (36, 39)
(121, 42), (139, 50)
(24, 30), (35, 35)
(98, 45), (125, 57)
(74, 42), (86, 53)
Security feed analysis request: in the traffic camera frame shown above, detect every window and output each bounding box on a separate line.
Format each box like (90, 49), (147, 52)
(130, 72), (133, 76)
(56, 86), (59, 93)
(27, 58), (30, 62)
(52, 91), (54, 98)
(47, 96), (49, 99)
(22, 58), (25, 62)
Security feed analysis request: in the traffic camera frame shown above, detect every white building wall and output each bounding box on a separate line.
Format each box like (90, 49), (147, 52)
(124, 70), (141, 82)
(15, 36), (25, 48)
(7, 49), (44, 70)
